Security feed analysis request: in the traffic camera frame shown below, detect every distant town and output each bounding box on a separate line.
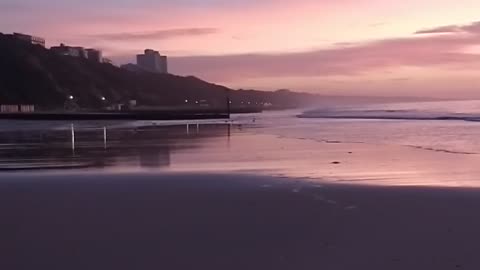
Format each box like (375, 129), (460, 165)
(1, 32), (170, 113)
(6, 32), (169, 73)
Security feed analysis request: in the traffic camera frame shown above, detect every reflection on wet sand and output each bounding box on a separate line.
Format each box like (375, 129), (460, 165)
(4, 118), (480, 187)
(0, 124), (235, 170)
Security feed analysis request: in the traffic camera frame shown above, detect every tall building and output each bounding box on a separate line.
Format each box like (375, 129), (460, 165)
(12, 33), (45, 47)
(86, 49), (102, 62)
(136, 49), (168, 74)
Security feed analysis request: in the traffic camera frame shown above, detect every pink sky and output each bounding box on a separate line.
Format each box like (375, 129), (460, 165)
(3, 0), (480, 98)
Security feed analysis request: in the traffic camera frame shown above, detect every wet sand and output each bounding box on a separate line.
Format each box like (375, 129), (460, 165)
(2, 172), (480, 269)
(3, 118), (480, 269)
(2, 120), (480, 187)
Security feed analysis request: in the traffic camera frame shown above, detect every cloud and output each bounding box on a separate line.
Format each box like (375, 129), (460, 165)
(93, 28), (219, 41)
(415, 25), (461, 35)
(168, 22), (480, 81)
(415, 21), (480, 35)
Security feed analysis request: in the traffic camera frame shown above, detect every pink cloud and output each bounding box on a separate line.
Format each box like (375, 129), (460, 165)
(415, 21), (480, 34)
(167, 27), (480, 81)
(90, 28), (219, 42)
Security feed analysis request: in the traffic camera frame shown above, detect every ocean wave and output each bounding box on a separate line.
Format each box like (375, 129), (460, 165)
(299, 109), (480, 122)
(404, 145), (477, 155)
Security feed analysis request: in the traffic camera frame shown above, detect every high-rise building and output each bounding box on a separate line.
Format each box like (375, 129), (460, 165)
(136, 49), (168, 74)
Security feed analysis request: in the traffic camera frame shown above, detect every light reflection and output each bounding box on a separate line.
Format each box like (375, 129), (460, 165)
(166, 133), (480, 188)
(0, 124), (233, 171)
(2, 120), (480, 187)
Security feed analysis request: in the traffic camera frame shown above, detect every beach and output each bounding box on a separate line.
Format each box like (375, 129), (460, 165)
(3, 105), (480, 269)
(2, 172), (480, 269)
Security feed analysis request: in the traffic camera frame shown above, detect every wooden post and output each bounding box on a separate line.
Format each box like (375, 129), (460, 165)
(71, 124), (75, 151)
(226, 89), (231, 119)
(103, 127), (107, 149)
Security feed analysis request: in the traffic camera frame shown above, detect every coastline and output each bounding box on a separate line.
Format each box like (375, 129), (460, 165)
(2, 172), (480, 269)
(0, 111), (230, 121)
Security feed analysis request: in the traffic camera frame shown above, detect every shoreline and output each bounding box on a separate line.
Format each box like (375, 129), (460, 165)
(0, 111), (231, 121)
(0, 108), (266, 121)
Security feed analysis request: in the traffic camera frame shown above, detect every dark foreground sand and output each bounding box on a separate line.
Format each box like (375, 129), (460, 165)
(2, 172), (480, 270)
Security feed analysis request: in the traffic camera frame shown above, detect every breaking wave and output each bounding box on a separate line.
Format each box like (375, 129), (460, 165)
(299, 109), (480, 122)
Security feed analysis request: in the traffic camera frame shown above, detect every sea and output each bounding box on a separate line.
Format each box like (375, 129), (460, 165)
(258, 99), (480, 155)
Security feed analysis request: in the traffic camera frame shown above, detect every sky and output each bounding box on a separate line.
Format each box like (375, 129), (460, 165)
(2, 0), (480, 98)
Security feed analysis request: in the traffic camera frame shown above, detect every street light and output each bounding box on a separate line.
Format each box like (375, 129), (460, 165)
(185, 99), (189, 103)
(68, 95), (74, 100)
(101, 97), (106, 101)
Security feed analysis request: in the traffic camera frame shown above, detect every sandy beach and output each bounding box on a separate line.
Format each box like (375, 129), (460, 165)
(3, 112), (480, 269)
(2, 172), (480, 269)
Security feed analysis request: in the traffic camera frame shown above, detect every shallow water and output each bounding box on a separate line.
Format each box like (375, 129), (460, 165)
(3, 101), (480, 187)
(263, 100), (480, 154)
